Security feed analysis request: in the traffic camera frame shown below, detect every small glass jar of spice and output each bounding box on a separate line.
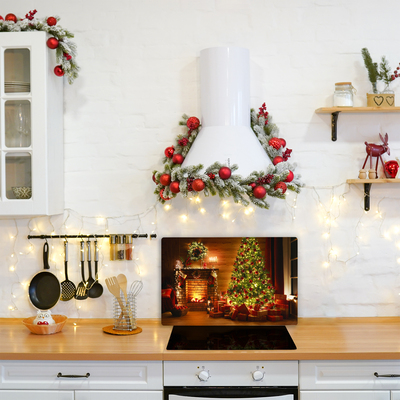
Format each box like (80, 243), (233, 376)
(125, 234), (133, 260)
(333, 82), (356, 107)
(117, 234), (125, 260)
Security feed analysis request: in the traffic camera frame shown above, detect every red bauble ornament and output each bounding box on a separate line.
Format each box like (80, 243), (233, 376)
(169, 181), (180, 193)
(274, 182), (287, 194)
(219, 167), (232, 180)
(54, 65), (64, 77)
(46, 37), (59, 49)
(159, 174), (171, 186)
(249, 182), (256, 188)
(160, 189), (171, 201)
(0, 16), (4, 21)
(253, 186), (266, 199)
(47, 16), (57, 26)
(63, 52), (72, 61)
(186, 116), (200, 131)
(192, 179), (205, 192)
(172, 153), (184, 164)
(285, 170), (294, 182)
(152, 174), (158, 184)
(5, 13), (17, 23)
(268, 137), (282, 150)
(164, 146), (175, 158)
(280, 138), (286, 148)
(385, 160), (399, 178)
(273, 156), (283, 165)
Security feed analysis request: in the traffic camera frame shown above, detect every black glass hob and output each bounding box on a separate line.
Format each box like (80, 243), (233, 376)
(166, 325), (297, 350)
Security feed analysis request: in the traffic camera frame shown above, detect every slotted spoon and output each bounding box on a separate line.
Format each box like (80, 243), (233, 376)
(60, 241), (76, 301)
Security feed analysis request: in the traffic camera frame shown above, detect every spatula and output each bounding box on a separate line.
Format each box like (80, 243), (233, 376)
(105, 276), (130, 327)
(117, 274), (128, 302)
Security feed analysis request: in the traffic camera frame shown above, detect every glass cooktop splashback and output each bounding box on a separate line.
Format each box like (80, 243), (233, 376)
(161, 237), (298, 326)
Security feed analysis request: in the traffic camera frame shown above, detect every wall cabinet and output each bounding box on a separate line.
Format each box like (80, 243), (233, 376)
(300, 360), (400, 400)
(0, 31), (63, 216)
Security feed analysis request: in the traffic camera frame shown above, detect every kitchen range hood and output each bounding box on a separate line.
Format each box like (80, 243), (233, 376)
(181, 46), (272, 177)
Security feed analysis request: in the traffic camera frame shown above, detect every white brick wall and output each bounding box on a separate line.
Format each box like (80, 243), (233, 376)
(2, 0), (400, 319)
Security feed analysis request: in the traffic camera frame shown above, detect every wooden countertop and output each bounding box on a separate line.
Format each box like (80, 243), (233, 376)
(1, 317), (400, 361)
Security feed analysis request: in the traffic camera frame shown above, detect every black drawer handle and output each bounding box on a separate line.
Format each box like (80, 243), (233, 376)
(374, 372), (400, 378)
(57, 373), (90, 379)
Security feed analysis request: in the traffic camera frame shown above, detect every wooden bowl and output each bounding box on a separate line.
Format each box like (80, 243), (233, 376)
(22, 315), (67, 335)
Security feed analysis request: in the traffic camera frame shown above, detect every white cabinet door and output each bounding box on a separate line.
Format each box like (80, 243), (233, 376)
(300, 391), (390, 400)
(391, 391), (400, 400)
(76, 390), (163, 400)
(0, 391), (73, 400)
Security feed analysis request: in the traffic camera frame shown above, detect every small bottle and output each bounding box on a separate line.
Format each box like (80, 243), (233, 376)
(117, 234), (125, 260)
(109, 234), (117, 261)
(125, 234), (133, 260)
(333, 82), (355, 107)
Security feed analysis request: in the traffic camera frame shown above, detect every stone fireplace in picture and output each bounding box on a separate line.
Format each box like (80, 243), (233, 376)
(176, 269), (218, 311)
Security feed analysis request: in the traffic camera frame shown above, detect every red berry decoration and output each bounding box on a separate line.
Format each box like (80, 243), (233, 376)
(5, 13), (17, 23)
(207, 173), (215, 180)
(159, 174), (171, 186)
(164, 146), (175, 158)
(63, 52), (72, 61)
(54, 65), (64, 77)
(172, 153), (184, 164)
(47, 16), (57, 26)
(169, 181), (180, 193)
(273, 156), (283, 165)
(268, 137), (282, 150)
(253, 186), (267, 199)
(280, 138), (286, 148)
(219, 167), (232, 180)
(159, 189), (171, 201)
(285, 170), (294, 182)
(192, 179), (205, 192)
(186, 116), (200, 131)
(46, 37), (59, 49)
(274, 182), (287, 194)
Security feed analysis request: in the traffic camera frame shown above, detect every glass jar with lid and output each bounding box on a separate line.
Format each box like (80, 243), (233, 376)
(333, 82), (355, 107)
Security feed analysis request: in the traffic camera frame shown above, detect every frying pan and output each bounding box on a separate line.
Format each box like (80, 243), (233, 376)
(28, 242), (61, 310)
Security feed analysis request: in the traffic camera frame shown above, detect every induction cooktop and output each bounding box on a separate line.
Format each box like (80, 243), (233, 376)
(166, 325), (296, 350)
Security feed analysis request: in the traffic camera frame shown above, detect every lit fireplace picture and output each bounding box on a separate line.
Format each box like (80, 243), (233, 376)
(161, 237), (298, 326)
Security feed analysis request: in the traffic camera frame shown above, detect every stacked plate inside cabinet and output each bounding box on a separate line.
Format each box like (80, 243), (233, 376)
(5, 81), (30, 93)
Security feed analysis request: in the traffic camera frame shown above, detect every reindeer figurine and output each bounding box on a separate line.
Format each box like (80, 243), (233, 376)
(362, 133), (390, 178)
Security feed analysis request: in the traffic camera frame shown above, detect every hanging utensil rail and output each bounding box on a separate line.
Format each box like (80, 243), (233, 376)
(27, 233), (157, 240)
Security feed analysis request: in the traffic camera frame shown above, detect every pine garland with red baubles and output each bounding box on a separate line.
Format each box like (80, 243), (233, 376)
(152, 103), (304, 209)
(0, 10), (79, 84)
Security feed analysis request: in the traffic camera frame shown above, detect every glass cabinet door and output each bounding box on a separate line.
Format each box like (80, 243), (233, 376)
(5, 100), (31, 148)
(5, 153), (32, 199)
(4, 48), (30, 93)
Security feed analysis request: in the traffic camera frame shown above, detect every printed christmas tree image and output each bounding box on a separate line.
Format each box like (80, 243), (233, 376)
(226, 238), (275, 309)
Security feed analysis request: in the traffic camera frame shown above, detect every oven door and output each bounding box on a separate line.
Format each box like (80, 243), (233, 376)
(164, 387), (298, 400)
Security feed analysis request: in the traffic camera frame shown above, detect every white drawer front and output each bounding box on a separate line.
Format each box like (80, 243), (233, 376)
(300, 391), (390, 400)
(392, 391), (400, 400)
(300, 361), (400, 390)
(76, 390), (163, 400)
(0, 361), (162, 390)
(164, 361), (298, 386)
(0, 391), (74, 400)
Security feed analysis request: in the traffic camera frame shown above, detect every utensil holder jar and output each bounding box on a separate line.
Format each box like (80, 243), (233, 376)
(113, 293), (136, 331)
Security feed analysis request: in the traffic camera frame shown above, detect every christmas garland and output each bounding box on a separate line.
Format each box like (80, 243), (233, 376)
(152, 103), (304, 209)
(0, 11), (79, 84)
(187, 241), (208, 261)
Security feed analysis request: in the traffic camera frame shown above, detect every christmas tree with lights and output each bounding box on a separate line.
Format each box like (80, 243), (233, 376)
(226, 238), (275, 309)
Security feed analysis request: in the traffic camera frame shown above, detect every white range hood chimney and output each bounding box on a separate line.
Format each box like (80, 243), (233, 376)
(182, 46), (272, 176)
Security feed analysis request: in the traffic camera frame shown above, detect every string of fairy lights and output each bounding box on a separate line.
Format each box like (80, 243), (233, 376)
(5, 181), (400, 314)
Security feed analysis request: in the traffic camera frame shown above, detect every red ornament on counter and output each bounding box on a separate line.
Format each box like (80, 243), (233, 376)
(219, 167), (231, 180)
(186, 116), (200, 131)
(5, 13), (17, 22)
(273, 156), (283, 165)
(192, 179), (205, 192)
(46, 37), (59, 49)
(54, 65), (64, 77)
(164, 146), (175, 158)
(169, 181), (180, 193)
(159, 174), (171, 186)
(274, 182), (287, 193)
(280, 138), (286, 148)
(268, 137), (282, 150)
(253, 186), (266, 199)
(47, 16), (57, 26)
(172, 153), (184, 164)
(159, 189), (171, 201)
(385, 160), (399, 178)
(285, 170), (294, 182)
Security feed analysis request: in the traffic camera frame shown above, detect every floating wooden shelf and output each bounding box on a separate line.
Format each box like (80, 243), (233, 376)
(346, 178), (400, 211)
(315, 107), (400, 141)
